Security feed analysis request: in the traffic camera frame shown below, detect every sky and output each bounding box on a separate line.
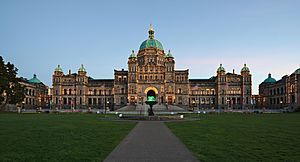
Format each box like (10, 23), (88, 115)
(0, 0), (300, 94)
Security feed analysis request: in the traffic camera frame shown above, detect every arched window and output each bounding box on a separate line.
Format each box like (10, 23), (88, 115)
(168, 86), (172, 92)
(178, 88), (182, 94)
(291, 85), (295, 93)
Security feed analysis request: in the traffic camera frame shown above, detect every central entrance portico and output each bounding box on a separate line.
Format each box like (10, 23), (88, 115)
(144, 87), (158, 116)
(144, 86), (161, 104)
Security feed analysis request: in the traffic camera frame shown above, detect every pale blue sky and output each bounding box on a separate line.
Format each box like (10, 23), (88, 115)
(1, 0), (300, 94)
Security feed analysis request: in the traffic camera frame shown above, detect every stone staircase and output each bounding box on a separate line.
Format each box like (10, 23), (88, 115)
(116, 104), (187, 112)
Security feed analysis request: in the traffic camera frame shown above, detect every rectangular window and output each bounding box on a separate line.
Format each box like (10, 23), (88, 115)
(98, 98), (101, 105)
(63, 98), (67, 104)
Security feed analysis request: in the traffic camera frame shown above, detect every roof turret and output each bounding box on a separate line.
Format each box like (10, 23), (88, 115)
(241, 63), (250, 73)
(54, 64), (63, 72)
(129, 50), (136, 58)
(78, 64), (86, 72)
(217, 64), (226, 73)
(166, 50), (174, 58)
(28, 74), (42, 84)
(263, 73), (276, 83)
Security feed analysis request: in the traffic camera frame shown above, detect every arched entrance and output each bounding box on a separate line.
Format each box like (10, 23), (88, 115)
(144, 86), (158, 95)
(145, 88), (158, 116)
(144, 86), (159, 104)
(147, 90), (156, 102)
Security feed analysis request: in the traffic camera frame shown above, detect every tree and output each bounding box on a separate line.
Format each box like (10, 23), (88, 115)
(0, 56), (25, 111)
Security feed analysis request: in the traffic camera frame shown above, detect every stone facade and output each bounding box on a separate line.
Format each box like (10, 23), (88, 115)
(52, 26), (252, 110)
(19, 74), (49, 109)
(259, 71), (300, 109)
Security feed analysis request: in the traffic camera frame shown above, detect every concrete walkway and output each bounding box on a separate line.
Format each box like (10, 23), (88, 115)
(103, 121), (199, 162)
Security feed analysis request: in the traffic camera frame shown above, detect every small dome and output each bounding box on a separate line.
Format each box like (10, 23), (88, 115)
(139, 24), (164, 51)
(217, 64), (225, 73)
(28, 74), (42, 84)
(55, 64), (63, 72)
(166, 50), (174, 58)
(263, 73), (276, 83)
(241, 64), (250, 73)
(129, 50), (136, 58)
(78, 64), (86, 72)
(293, 68), (300, 74)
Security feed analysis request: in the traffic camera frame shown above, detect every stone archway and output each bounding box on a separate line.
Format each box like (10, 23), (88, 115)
(147, 90), (156, 102)
(144, 86), (158, 95)
(144, 86), (159, 104)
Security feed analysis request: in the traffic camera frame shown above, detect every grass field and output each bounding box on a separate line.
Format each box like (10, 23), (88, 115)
(0, 113), (136, 162)
(167, 113), (300, 162)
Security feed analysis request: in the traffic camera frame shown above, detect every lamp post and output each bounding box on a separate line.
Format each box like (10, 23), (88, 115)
(106, 100), (109, 114)
(227, 99), (230, 111)
(192, 100), (195, 111)
(22, 101), (25, 111)
(49, 100), (52, 110)
(198, 97), (200, 110)
(280, 100), (283, 109)
(104, 90), (106, 113)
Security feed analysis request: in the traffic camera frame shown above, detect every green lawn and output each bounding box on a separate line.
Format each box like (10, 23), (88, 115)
(0, 113), (136, 162)
(167, 113), (300, 162)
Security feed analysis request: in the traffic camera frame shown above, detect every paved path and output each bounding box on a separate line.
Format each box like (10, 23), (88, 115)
(104, 121), (199, 162)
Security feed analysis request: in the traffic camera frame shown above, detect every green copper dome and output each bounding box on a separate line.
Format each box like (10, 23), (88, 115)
(78, 64), (86, 72)
(166, 50), (173, 58)
(129, 50), (136, 58)
(139, 39), (164, 51)
(217, 64), (225, 72)
(241, 64), (250, 73)
(139, 24), (164, 51)
(293, 68), (300, 74)
(55, 64), (63, 72)
(28, 74), (42, 84)
(263, 73), (276, 83)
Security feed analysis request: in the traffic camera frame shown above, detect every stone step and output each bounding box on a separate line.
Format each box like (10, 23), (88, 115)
(117, 104), (187, 112)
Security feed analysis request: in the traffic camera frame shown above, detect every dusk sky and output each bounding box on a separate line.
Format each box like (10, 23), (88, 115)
(1, 0), (299, 94)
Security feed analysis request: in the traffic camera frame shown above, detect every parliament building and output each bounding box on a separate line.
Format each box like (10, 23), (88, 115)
(258, 70), (300, 110)
(52, 25), (252, 110)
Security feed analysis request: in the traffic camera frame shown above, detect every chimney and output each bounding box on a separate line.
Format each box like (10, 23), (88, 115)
(69, 69), (71, 75)
(233, 69), (235, 74)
